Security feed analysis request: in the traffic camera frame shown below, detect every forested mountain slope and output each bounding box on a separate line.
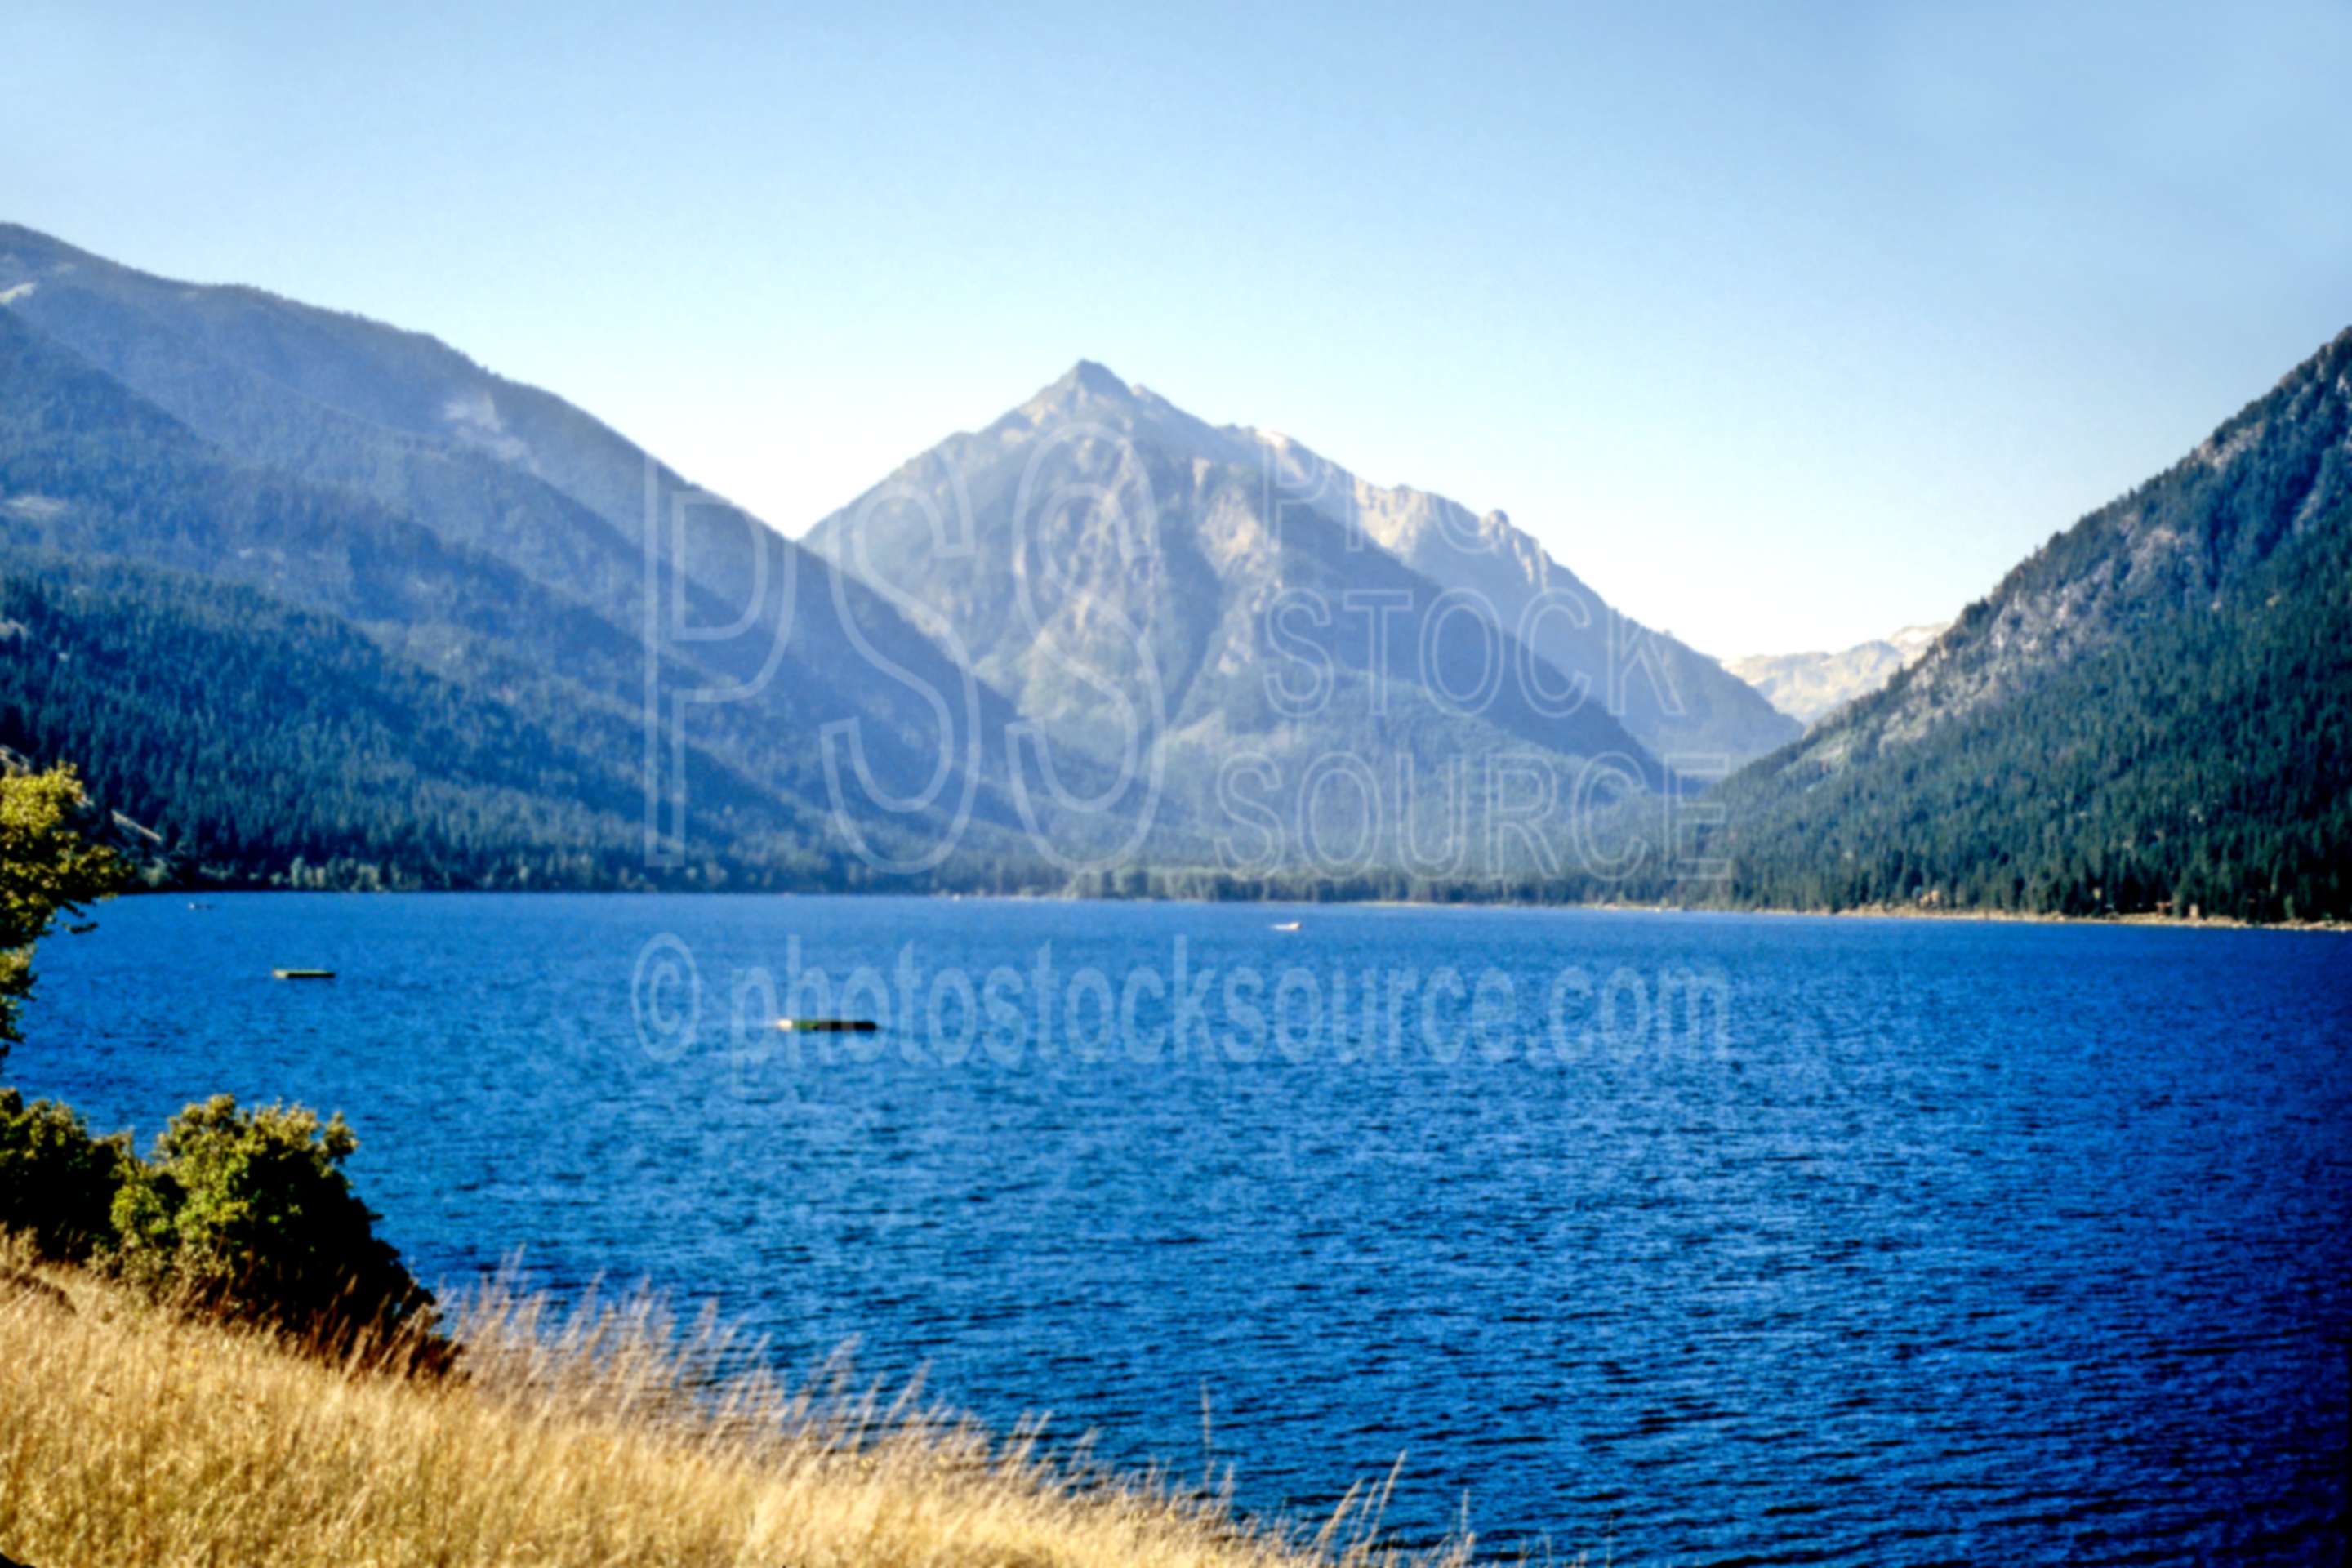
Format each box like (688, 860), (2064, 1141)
(0, 225), (1093, 874)
(0, 549), (838, 887)
(1708, 327), (2352, 921)
(0, 223), (998, 764)
(0, 300), (1043, 883)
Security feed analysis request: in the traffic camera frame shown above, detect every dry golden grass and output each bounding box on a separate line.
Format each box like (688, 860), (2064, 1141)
(0, 1239), (1473, 1568)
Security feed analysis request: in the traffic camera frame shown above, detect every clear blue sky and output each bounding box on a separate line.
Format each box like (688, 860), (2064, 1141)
(7, 0), (2348, 654)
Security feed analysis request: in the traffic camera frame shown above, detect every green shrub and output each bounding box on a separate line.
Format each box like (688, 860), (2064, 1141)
(110, 1095), (442, 1363)
(0, 1087), (131, 1261)
(2, 763), (127, 1072)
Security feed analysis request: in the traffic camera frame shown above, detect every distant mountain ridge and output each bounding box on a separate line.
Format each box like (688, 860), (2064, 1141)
(1726, 622), (1950, 727)
(1236, 427), (1800, 765)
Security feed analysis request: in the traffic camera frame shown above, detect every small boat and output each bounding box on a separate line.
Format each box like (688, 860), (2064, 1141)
(775, 1018), (878, 1032)
(1270, 920), (1302, 933)
(272, 969), (336, 981)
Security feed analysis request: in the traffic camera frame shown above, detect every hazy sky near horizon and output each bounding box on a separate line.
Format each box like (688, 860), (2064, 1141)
(7, 0), (2349, 654)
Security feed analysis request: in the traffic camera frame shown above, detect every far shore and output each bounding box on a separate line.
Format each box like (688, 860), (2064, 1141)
(1570, 899), (2351, 934)
(114, 882), (2352, 933)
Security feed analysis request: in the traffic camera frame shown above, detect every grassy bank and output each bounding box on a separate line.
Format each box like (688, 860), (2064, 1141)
(0, 1245), (1462, 1568)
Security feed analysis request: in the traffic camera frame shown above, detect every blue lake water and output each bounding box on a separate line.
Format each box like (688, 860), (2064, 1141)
(20, 893), (2352, 1564)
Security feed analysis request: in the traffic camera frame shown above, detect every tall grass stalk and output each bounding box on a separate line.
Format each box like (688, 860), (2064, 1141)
(0, 1240), (1478, 1567)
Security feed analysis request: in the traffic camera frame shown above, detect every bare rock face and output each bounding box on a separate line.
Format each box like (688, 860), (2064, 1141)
(1245, 433), (1801, 768)
(1727, 622), (1949, 728)
(805, 362), (1708, 875)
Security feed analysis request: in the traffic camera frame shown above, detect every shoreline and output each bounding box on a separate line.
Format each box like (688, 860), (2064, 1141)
(1668, 902), (2350, 933)
(1355, 898), (2350, 933)
(118, 883), (2352, 933)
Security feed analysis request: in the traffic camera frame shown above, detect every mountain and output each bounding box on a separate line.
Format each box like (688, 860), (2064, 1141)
(1706, 327), (2352, 922)
(0, 308), (891, 885)
(0, 229), (1115, 884)
(804, 363), (1670, 880)
(7, 220), (2340, 914)
(0, 546), (843, 888)
(1726, 622), (1949, 727)
(0, 223), (1094, 879)
(1245, 431), (1800, 766)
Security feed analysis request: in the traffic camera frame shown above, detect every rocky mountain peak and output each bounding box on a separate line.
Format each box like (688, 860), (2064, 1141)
(1062, 358), (1132, 397)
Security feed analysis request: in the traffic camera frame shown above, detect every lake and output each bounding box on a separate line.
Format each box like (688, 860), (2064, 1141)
(20, 893), (2352, 1563)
